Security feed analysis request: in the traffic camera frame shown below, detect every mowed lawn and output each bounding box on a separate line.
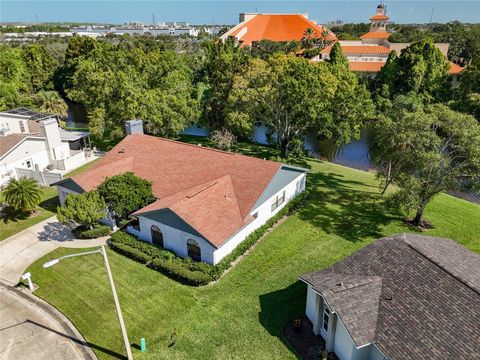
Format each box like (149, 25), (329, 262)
(0, 159), (100, 241)
(27, 159), (480, 360)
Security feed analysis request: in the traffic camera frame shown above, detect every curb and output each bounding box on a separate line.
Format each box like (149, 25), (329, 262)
(0, 281), (97, 360)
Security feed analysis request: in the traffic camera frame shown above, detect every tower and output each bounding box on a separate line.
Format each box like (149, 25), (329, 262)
(369, 3), (389, 32)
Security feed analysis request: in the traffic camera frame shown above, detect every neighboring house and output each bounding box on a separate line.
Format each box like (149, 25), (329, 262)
(0, 108), (91, 187)
(55, 121), (307, 265)
(220, 13), (337, 47)
(300, 233), (480, 360)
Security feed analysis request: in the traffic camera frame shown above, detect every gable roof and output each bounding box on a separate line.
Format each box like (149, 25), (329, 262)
(300, 233), (480, 359)
(225, 14), (337, 47)
(65, 134), (287, 245)
(0, 134), (44, 159)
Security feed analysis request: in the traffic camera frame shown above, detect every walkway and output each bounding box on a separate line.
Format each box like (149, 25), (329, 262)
(0, 216), (108, 286)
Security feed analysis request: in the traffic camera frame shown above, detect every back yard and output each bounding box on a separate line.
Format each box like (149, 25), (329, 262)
(27, 159), (480, 360)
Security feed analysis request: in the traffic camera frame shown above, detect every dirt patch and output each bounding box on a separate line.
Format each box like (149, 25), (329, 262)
(283, 316), (338, 360)
(403, 218), (434, 230)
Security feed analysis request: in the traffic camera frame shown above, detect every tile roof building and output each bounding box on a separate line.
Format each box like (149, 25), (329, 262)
(300, 233), (480, 360)
(220, 13), (337, 47)
(55, 124), (307, 264)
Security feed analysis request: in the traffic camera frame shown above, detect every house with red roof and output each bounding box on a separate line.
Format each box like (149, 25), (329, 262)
(54, 121), (307, 265)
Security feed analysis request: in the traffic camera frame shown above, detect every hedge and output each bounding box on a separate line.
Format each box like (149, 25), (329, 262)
(72, 224), (111, 239)
(109, 231), (214, 285)
(108, 189), (309, 285)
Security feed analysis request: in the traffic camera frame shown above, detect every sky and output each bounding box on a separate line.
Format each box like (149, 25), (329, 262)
(1, 1), (479, 25)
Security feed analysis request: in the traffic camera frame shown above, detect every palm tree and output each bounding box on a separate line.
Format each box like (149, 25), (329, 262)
(33, 91), (68, 119)
(3, 178), (43, 213)
(315, 27), (335, 50)
(301, 27), (317, 49)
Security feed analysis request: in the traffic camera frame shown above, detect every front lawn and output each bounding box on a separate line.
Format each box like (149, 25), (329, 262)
(0, 158), (100, 241)
(27, 159), (480, 360)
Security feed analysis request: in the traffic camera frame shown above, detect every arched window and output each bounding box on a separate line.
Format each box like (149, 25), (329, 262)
(187, 239), (201, 262)
(151, 225), (164, 248)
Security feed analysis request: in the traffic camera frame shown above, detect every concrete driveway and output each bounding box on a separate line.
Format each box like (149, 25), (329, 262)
(0, 283), (96, 360)
(0, 216), (108, 285)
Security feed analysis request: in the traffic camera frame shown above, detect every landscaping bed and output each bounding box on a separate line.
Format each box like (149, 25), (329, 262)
(72, 224), (111, 239)
(109, 190), (310, 285)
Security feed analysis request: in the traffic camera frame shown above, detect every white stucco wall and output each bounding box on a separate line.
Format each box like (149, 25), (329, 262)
(0, 138), (51, 187)
(0, 114), (31, 134)
(333, 316), (372, 360)
(212, 171), (306, 264)
(134, 171), (306, 265)
(134, 215), (216, 264)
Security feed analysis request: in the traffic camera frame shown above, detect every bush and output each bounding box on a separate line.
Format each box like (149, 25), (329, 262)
(72, 224), (111, 239)
(148, 258), (213, 286)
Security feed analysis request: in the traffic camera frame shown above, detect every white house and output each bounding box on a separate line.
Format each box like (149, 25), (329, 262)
(0, 108), (92, 187)
(55, 121), (307, 265)
(300, 233), (480, 360)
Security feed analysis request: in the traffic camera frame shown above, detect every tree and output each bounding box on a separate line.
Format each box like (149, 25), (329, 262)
(97, 172), (154, 220)
(372, 104), (480, 227)
(370, 95), (425, 194)
(328, 42), (349, 68)
(0, 46), (30, 110)
(200, 39), (248, 130)
(453, 57), (480, 120)
(23, 44), (58, 92)
(3, 178), (43, 213)
(57, 191), (107, 229)
(375, 39), (450, 102)
(210, 128), (236, 151)
(32, 90), (68, 119)
(227, 55), (339, 157)
(315, 28), (335, 50)
(301, 28), (317, 49)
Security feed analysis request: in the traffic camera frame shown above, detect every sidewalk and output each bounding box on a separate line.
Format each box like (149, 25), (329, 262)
(0, 216), (108, 286)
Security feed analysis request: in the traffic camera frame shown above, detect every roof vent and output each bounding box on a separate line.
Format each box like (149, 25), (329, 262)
(336, 282), (342, 287)
(384, 295), (393, 301)
(119, 147), (125, 153)
(125, 120), (144, 135)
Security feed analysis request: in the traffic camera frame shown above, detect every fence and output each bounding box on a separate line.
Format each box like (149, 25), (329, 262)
(15, 168), (63, 186)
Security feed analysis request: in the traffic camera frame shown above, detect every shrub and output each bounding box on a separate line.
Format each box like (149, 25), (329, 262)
(148, 258), (213, 286)
(110, 231), (176, 260)
(72, 224), (111, 239)
(57, 190), (107, 228)
(3, 177), (42, 212)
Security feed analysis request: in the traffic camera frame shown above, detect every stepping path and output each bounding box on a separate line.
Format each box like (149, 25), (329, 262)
(0, 216), (110, 360)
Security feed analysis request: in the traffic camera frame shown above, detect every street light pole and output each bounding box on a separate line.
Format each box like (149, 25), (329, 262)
(43, 246), (133, 360)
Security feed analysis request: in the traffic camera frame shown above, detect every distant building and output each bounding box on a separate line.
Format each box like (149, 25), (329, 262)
(319, 3), (463, 76)
(220, 13), (337, 47)
(300, 233), (480, 360)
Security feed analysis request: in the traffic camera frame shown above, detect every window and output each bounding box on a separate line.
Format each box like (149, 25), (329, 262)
(25, 160), (32, 168)
(252, 212), (258, 219)
(19, 121), (26, 133)
(151, 225), (164, 247)
(271, 190), (286, 212)
(187, 239), (201, 262)
(322, 307), (330, 332)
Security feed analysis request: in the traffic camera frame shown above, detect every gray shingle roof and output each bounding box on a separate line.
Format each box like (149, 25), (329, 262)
(300, 233), (480, 360)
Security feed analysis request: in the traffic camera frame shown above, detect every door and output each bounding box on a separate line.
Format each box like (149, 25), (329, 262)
(151, 225), (164, 247)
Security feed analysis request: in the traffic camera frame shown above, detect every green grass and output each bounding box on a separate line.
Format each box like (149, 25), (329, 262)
(27, 159), (480, 360)
(0, 159), (100, 241)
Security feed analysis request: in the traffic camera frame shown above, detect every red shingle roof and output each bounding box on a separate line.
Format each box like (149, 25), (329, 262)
(349, 61), (386, 73)
(360, 31), (390, 39)
(370, 14), (389, 20)
(70, 134), (282, 245)
(448, 61), (464, 74)
(227, 14), (337, 47)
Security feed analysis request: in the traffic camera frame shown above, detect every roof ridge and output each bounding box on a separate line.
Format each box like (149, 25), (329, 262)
(128, 134), (282, 165)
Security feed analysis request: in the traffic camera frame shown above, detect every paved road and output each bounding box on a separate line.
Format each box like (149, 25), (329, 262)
(0, 283), (96, 360)
(0, 216), (108, 285)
